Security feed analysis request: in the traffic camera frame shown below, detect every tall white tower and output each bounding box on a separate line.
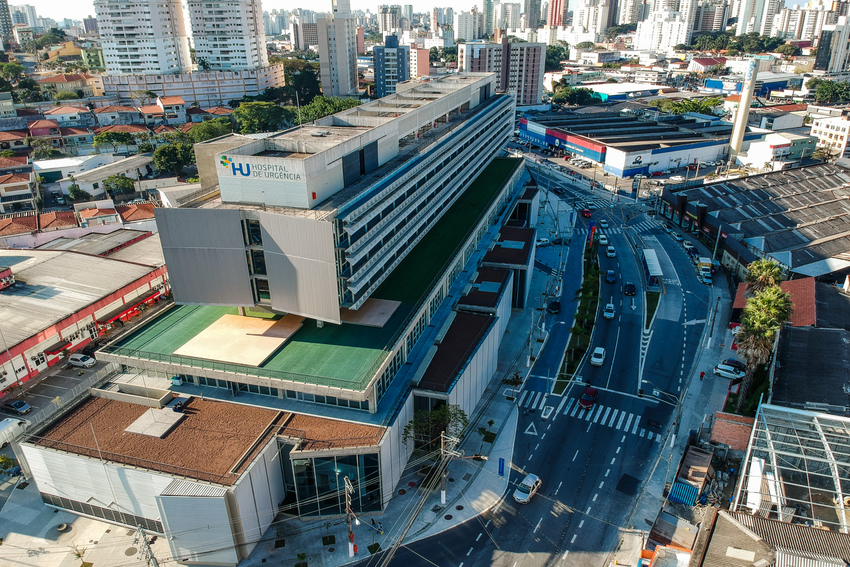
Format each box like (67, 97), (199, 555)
(95, 0), (192, 75)
(730, 60), (758, 159)
(319, 0), (358, 97)
(187, 0), (269, 71)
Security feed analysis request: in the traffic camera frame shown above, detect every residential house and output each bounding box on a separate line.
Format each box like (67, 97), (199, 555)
(687, 57), (726, 73)
(37, 74), (95, 99)
(0, 156), (36, 214)
(185, 106), (234, 123)
(0, 212), (38, 237)
(28, 119), (63, 151)
(78, 206), (121, 227)
(38, 211), (78, 232)
(60, 127), (95, 155)
(57, 154), (155, 198)
(116, 203), (156, 224)
(92, 124), (149, 153)
(0, 131), (29, 154)
(139, 96), (186, 126)
(42, 106), (95, 128)
(810, 115), (850, 158)
(0, 92), (15, 119)
(93, 106), (143, 126)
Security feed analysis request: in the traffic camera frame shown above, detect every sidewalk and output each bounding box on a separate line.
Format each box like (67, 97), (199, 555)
(605, 279), (736, 567)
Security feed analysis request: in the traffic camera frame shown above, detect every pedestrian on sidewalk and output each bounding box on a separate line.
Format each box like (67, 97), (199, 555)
(700, 371), (705, 381)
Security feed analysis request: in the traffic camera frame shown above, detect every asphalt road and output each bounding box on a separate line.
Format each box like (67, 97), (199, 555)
(360, 170), (712, 567)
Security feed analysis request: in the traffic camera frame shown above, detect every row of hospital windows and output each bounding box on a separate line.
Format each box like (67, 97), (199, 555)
(347, 115), (511, 307)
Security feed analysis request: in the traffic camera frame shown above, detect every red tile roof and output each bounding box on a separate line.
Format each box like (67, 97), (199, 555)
(139, 105), (163, 114)
(43, 105), (89, 115)
(725, 94), (742, 102)
(691, 57), (726, 66)
(178, 123), (193, 133)
(733, 278), (816, 327)
(29, 119), (60, 129)
(116, 203), (155, 222)
(93, 105), (139, 114)
(710, 412), (754, 451)
(153, 125), (175, 133)
(39, 211), (77, 230)
(92, 124), (150, 134)
(768, 104), (808, 112)
(206, 107), (233, 115)
(37, 73), (90, 84)
(186, 107), (206, 115)
(0, 172), (32, 184)
(0, 213), (37, 236)
(0, 130), (28, 141)
(0, 156), (29, 168)
(158, 96), (185, 105)
(60, 127), (91, 136)
(79, 207), (118, 220)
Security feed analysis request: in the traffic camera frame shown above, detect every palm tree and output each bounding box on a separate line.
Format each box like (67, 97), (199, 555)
(744, 258), (783, 294)
(735, 286), (793, 411)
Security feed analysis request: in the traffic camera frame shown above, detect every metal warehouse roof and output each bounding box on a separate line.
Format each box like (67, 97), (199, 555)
(0, 249), (159, 348)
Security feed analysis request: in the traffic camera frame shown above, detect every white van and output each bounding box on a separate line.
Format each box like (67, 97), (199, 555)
(0, 417), (29, 448)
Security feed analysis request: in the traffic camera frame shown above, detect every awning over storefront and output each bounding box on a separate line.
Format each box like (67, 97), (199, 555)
(96, 289), (162, 325)
(43, 339), (72, 355)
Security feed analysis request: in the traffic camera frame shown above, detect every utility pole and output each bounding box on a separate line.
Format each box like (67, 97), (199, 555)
(440, 431), (462, 505)
(135, 525), (159, 567)
(344, 476), (357, 557)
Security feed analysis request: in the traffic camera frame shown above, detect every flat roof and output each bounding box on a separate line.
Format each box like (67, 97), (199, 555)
(0, 249), (158, 349)
(106, 158), (522, 391)
(60, 154), (153, 183)
(417, 312), (495, 393)
(36, 228), (152, 256)
(105, 232), (165, 266)
(458, 268), (511, 309)
(482, 226), (534, 266)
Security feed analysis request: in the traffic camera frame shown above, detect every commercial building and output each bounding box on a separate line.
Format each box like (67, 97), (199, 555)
(318, 0), (358, 97)
(187, 0), (268, 71)
(374, 35), (409, 97)
(0, 233), (167, 391)
(15, 74), (530, 565)
(815, 16), (850, 73)
(458, 37), (545, 106)
(736, 131), (816, 170)
(292, 18), (319, 50)
(810, 115), (850, 158)
(702, 72), (803, 96)
(94, 0), (192, 75)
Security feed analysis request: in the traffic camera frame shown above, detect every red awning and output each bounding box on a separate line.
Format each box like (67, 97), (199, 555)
(96, 289), (162, 325)
(43, 339), (72, 355)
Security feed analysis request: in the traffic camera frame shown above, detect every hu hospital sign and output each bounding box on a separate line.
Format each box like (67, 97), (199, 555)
(220, 155), (303, 181)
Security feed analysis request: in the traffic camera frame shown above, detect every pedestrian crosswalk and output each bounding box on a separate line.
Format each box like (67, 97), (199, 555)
(573, 219), (662, 236)
(516, 389), (662, 442)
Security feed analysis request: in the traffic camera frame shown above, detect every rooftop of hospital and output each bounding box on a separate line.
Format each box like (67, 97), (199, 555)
(101, 158), (522, 395)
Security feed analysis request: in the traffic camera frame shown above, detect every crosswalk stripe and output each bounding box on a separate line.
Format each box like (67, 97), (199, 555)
(556, 396), (567, 415)
(532, 392), (542, 408)
(632, 420), (640, 435)
(648, 431), (654, 440)
(570, 402), (580, 417)
(616, 412), (626, 430)
(536, 394), (548, 410)
(518, 391), (528, 406)
(639, 428), (645, 437)
(607, 409), (618, 427)
(562, 398), (575, 416)
(624, 413), (633, 432)
(601, 407), (611, 425)
(593, 406), (604, 423)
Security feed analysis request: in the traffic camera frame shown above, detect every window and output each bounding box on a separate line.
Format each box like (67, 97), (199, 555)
(254, 278), (270, 302)
(243, 218), (262, 246)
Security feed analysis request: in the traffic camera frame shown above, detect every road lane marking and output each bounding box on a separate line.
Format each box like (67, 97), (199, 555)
(606, 469), (610, 477)
(579, 520), (584, 528)
(632, 421), (639, 434)
(556, 396), (567, 415)
(542, 433), (546, 440)
(572, 450), (579, 462)
(585, 507), (592, 514)
(648, 432), (654, 440)
(593, 406), (604, 423)
(467, 548), (473, 556)
(570, 535), (577, 544)
(601, 407), (611, 425)
(640, 428), (645, 437)
(536, 395), (547, 410)
(556, 481), (562, 495)
(616, 446), (621, 453)
(563, 398), (576, 415)
(534, 518), (542, 533)
(570, 403), (580, 417)
(476, 533), (482, 542)
(599, 481), (604, 489)
(518, 391), (528, 406)
(587, 422), (592, 432)
(593, 494), (598, 502)
(535, 444), (539, 451)
(485, 520), (491, 528)
(610, 457), (616, 465)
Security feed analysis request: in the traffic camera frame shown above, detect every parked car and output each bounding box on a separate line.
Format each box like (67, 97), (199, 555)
(599, 219), (609, 229)
(723, 358), (747, 372)
(536, 238), (550, 247)
(651, 171), (664, 177)
(624, 282), (636, 296)
(672, 233), (684, 242)
(669, 175), (686, 183)
(513, 473), (542, 503)
(0, 400), (31, 415)
(603, 303), (615, 319)
(606, 246), (616, 258)
(682, 241), (695, 251)
(605, 269), (616, 283)
(547, 300), (561, 314)
(578, 386), (599, 410)
(714, 363), (746, 380)
(590, 347), (606, 366)
(69, 353), (96, 368)
(55, 195), (66, 205)
(634, 174), (649, 179)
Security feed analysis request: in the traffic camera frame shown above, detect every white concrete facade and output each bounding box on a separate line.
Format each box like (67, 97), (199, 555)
(94, 0), (192, 75)
(318, 13), (359, 97)
(188, 0), (269, 71)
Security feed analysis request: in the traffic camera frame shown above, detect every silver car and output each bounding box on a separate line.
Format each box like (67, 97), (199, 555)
(69, 354), (96, 368)
(513, 473), (542, 504)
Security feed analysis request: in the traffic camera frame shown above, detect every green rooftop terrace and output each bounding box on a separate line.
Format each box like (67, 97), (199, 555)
(104, 157), (521, 392)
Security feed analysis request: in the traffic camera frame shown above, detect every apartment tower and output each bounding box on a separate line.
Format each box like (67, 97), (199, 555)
(187, 0), (269, 70)
(318, 0), (358, 96)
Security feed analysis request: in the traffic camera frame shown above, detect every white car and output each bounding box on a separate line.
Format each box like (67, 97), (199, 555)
(69, 354), (96, 368)
(536, 238), (550, 247)
(599, 219), (609, 229)
(634, 174), (649, 179)
(598, 234), (609, 246)
(513, 473), (542, 504)
(603, 303), (615, 319)
(669, 175), (686, 183)
(590, 347), (606, 366)
(606, 246), (616, 258)
(714, 363), (745, 380)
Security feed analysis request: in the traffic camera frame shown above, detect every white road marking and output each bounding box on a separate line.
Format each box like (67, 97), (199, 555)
(562, 550), (569, 560)
(593, 493), (598, 502)
(601, 407), (611, 425)
(556, 396), (568, 415)
(573, 450), (579, 462)
(542, 433), (546, 440)
(518, 391), (528, 406)
(485, 520), (491, 528)
(608, 409), (620, 427)
(467, 547), (473, 556)
(616, 446), (621, 454)
(556, 481), (562, 495)
(616, 412), (626, 430)
(476, 533), (482, 542)
(632, 420), (640, 434)
(599, 481), (604, 489)
(621, 434), (627, 443)
(605, 469), (610, 477)
(563, 398), (576, 415)
(570, 535), (577, 544)
(535, 444), (539, 451)
(586, 422), (592, 432)
(579, 520), (585, 528)
(586, 506), (592, 514)
(570, 403), (580, 417)
(593, 406), (604, 423)
(640, 428), (645, 437)
(648, 432), (654, 440)
(610, 457), (616, 465)
(534, 518), (542, 533)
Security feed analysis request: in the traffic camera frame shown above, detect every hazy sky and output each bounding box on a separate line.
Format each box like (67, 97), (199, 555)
(25, 0), (479, 23)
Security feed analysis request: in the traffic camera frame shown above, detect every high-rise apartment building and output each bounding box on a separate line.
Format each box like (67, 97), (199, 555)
(318, 0), (358, 97)
(458, 36), (545, 105)
(403, 4), (413, 21)
(547, 0), (566, 25)
(635, 8), (691, 49)
(483, 0), (495, 34)
(576, 0), (611, 35)
(815, 16), (850, 72)
(356, 25), (365, 52)
(95, 0), (192, 75)
(379, 4), (401, 32)
(409, 44), (430, 77)
(618, 0), (650, 23)
(374, 34), (409, 97)
(188, 0), (268, 71)
(693, 0), (729, 31)
(0, 0), (12, 39)
(524, 0), (542, 27)
(10, 4), (35, 29)
(501, 2), (523, 28)
(83, 15), (98, 34)
(293, 18), (319, 50)
(455, 10), (480, 41)
(736, 0), (783, 35)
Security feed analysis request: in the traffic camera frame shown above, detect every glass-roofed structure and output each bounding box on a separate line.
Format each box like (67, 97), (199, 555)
(733, 404), (850, 533)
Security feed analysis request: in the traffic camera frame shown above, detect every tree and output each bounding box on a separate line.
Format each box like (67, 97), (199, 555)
(401, 404), (469, 451)
(575, 41), (595, 50)
(813, 79), (850, 103)
(54, 91), (80, 100)
(233, 101), (286, 133)
(188, 117), (233, 143)
(545, 44), (569, 72)
(604, 23), (637, 39)
(297, 96), (361, 124)
(552, 86), (601, 106)
(0, 62), (24, 82)
(132, 89), (158, 105)
(152, 142), (194, 176)
(775, 44), (800, 58)
(102, 174), (135, 196)
(744, 258), (783, 294)
(813, 146), (841, 162)
(93, 131), (135, 153)
(705, 64), (726, 76)
(0, 150), (14, 157)
(429, 47), (438, 61)
(133, 131), (155, 153)
(68, 181), (90, 201)
(29, 138), (59, 160)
